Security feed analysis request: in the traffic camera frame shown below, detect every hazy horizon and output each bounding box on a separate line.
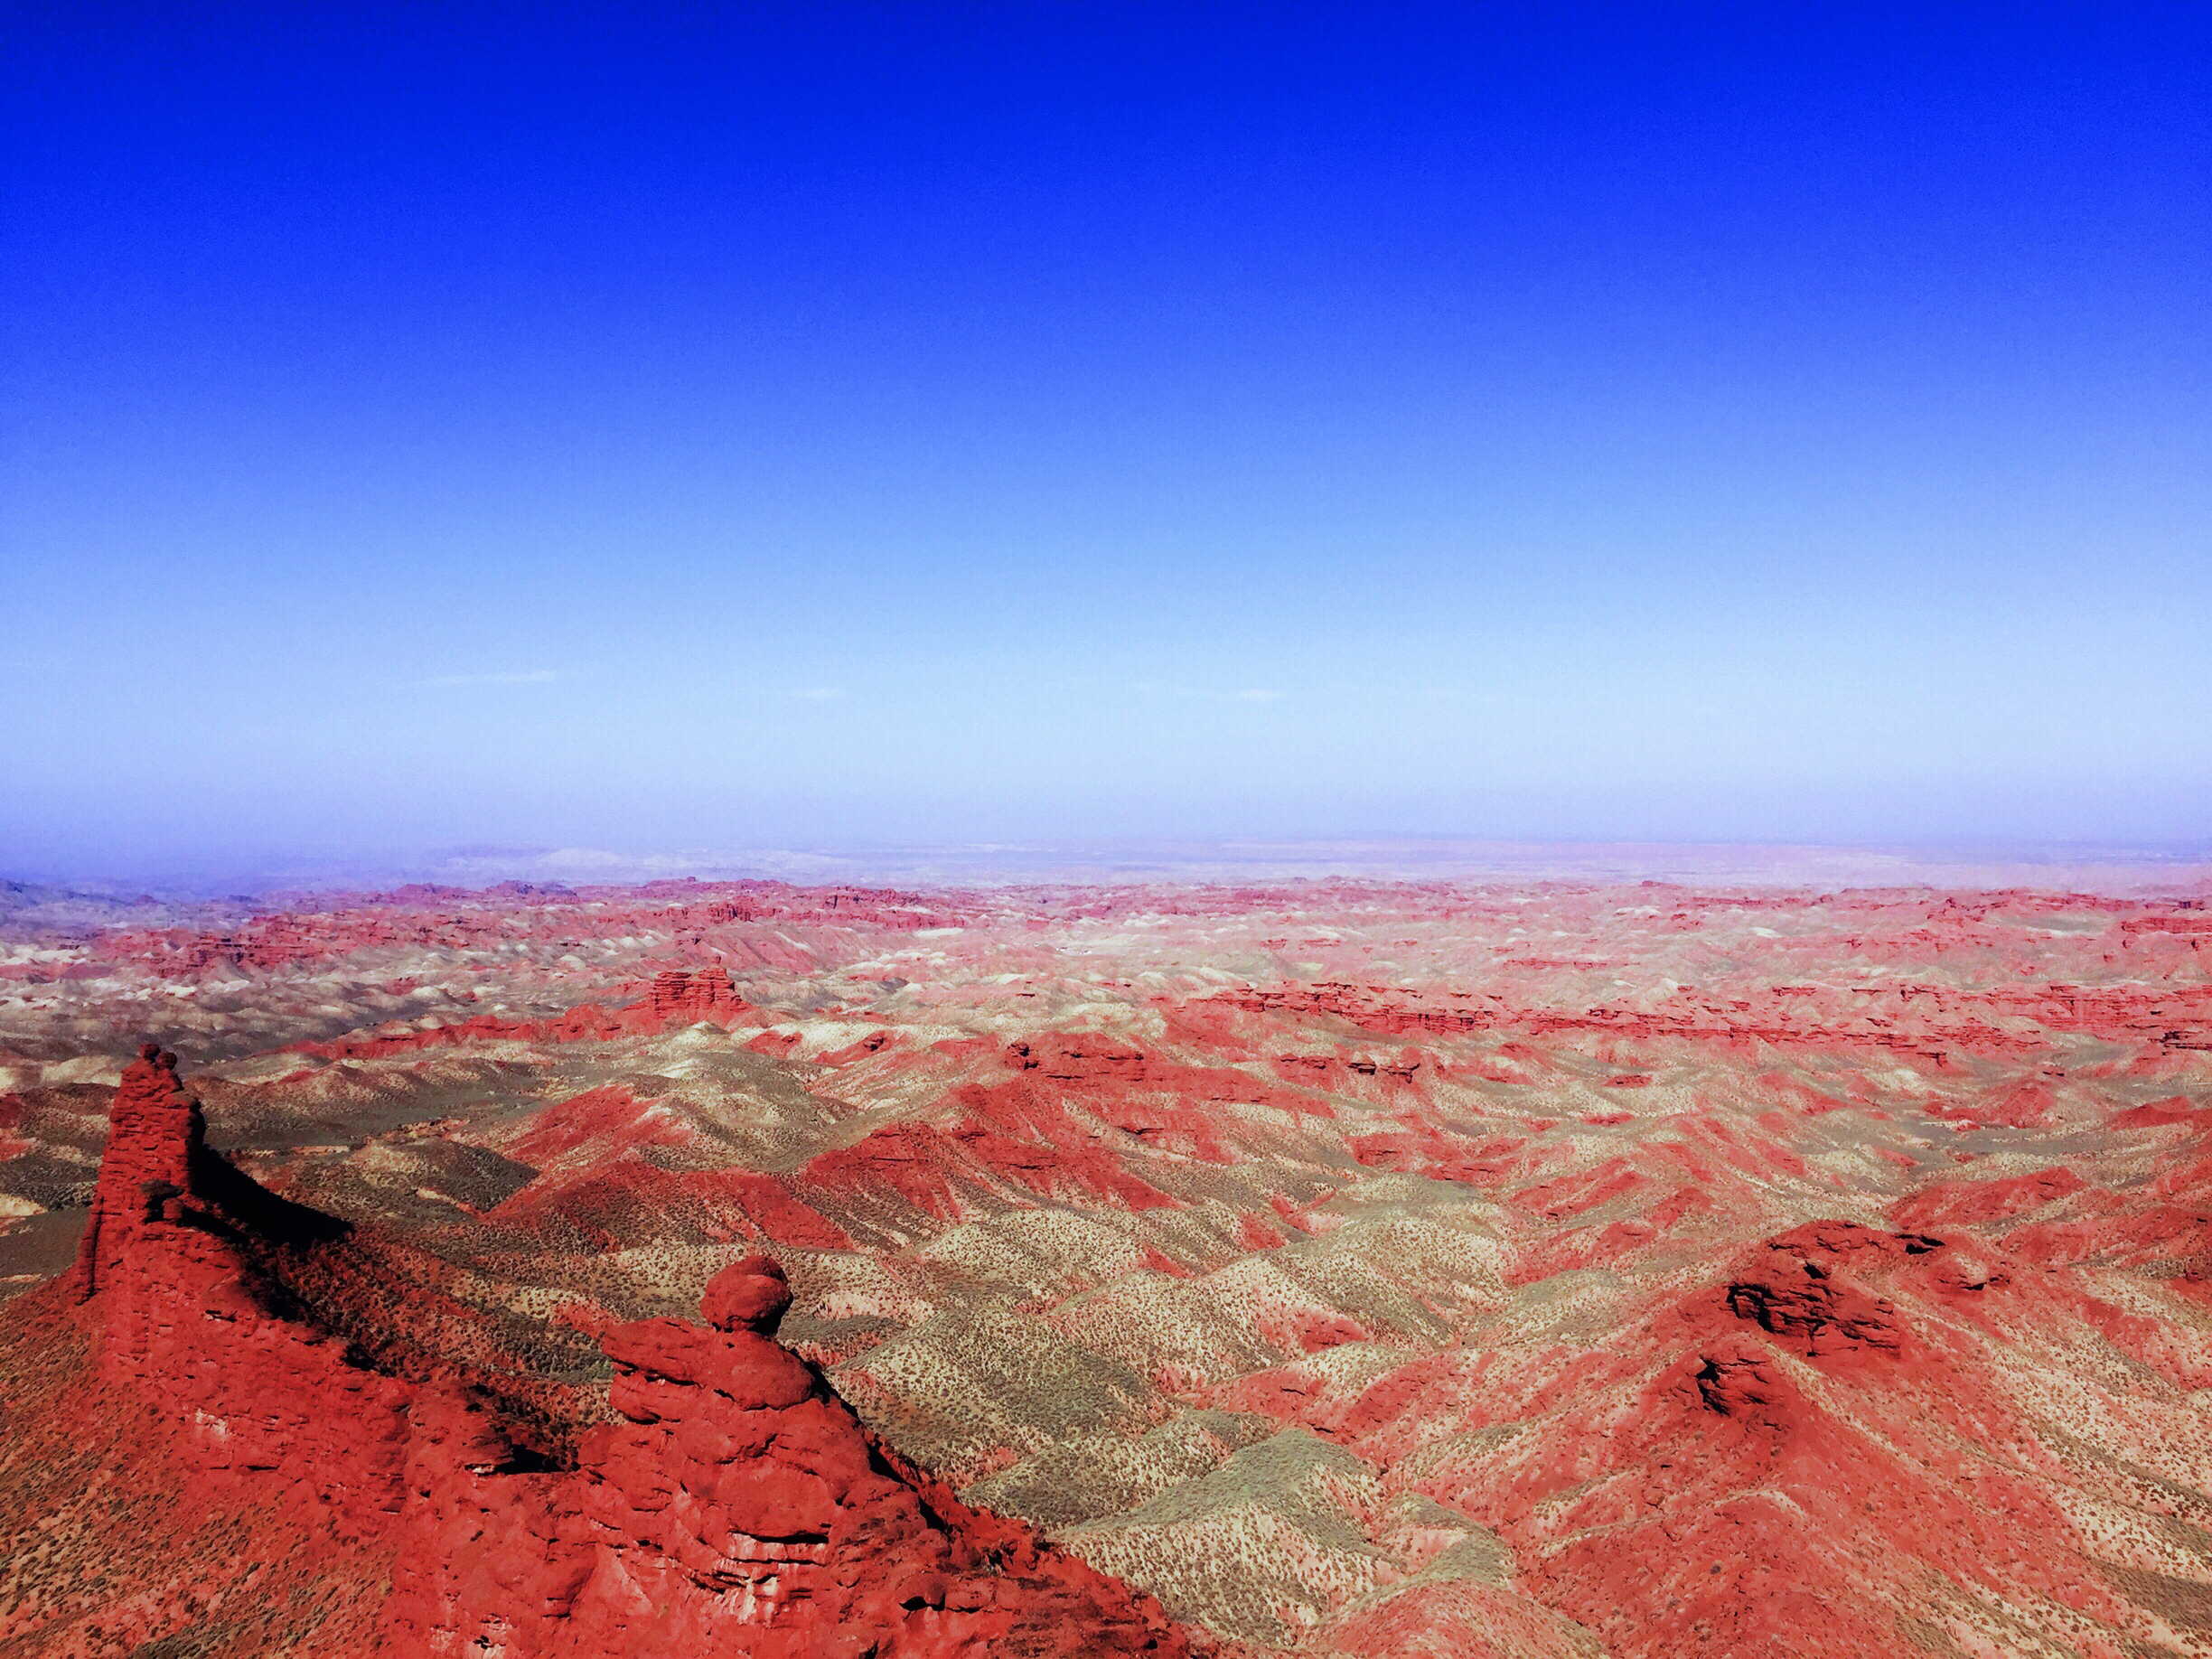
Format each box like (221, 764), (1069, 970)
(10, 834), (2212, 905)
(5, 6), (2207, 869)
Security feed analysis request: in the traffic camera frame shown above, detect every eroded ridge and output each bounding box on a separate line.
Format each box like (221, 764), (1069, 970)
(6, 1052), (1196, 1658)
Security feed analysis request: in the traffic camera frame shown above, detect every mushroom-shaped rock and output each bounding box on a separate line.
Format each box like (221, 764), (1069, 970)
(702, 1252), (792, 1335)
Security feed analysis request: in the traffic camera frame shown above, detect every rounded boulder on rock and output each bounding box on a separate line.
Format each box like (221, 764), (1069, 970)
(701, 1251), (794, 1335)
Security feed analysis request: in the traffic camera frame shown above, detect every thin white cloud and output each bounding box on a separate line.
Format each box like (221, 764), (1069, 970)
(414, 670), (563, 688)
(1134, 681), (1288, 704)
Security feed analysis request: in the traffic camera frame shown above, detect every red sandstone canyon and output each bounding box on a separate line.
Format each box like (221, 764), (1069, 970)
(5, 873), (2212, 1656)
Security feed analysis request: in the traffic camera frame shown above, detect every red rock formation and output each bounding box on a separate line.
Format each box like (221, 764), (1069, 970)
(647, 964), (747, 1021)
(64, 1045), (413, 1531)
(64, 1044), (202, 1303)
(289, 970), (760, 1061)
(46, 1053), (1197, 1659)
(395, 1254), (1192, 1655)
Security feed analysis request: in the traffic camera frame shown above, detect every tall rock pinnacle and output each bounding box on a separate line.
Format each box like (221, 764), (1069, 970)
(66, 1044), (209, 1302)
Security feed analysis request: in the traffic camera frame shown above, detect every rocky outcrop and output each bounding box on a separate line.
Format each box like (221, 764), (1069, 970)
(64, 1046), (412, 1530)
(647, 965), (747, 1022)
(65, 1045), (201, 1304)
(1717, 1223), (1940, 1361)
(393, 1254), (1192, 1656)
(58, 1052), (1195, 1659)
(290, 966), (758, 1062)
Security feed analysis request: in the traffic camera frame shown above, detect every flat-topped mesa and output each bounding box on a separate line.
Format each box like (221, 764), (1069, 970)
(646, 964), (747, 1022)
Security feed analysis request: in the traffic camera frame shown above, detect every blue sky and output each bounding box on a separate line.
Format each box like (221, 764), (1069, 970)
(4, 5), (2207, 875)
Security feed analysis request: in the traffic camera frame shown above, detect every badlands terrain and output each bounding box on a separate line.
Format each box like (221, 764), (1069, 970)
(2, 872), (2211, 1656)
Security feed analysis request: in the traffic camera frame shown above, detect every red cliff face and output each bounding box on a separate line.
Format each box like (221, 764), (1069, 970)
(66, 1045), (207, 1302)
(64, 1046), (414, 1530)
(648, 964), (748, 1021)
(49, 1055), (1198, 1659)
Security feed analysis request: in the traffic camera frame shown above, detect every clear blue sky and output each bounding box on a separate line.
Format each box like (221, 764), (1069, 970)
(4, 5), (2207, 873)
